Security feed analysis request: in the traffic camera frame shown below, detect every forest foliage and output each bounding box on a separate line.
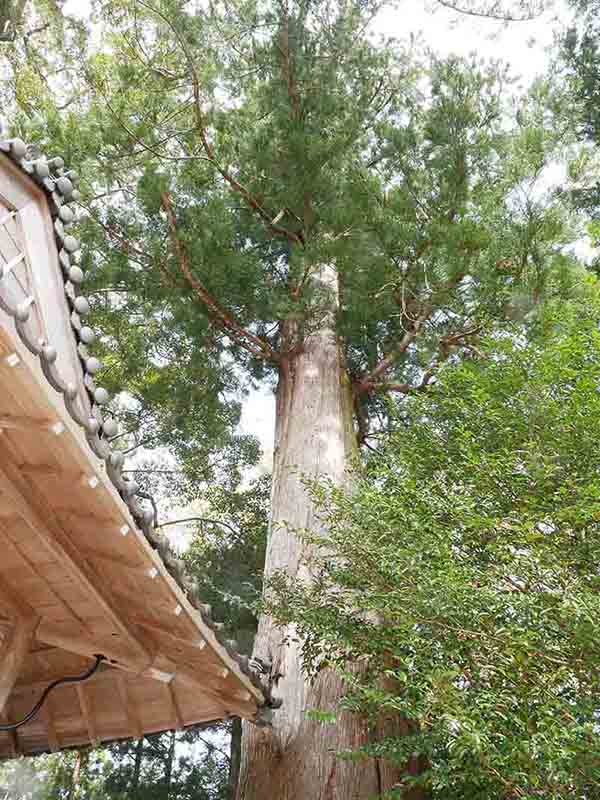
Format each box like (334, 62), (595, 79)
(269, 288), (600, 798)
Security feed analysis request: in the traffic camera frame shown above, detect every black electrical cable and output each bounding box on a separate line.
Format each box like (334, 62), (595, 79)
(0, 654), (104, 732)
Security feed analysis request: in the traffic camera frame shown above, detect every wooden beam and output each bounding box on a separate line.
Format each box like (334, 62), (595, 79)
(0, 457), (150, 665)
(0, 705), (20, 758)
(116, 673), (143, 740)
(131, 616), (206, 652)
(41, 697), (59, 752)
(174, 664), (254, 718)
(35, 626), (187, 688)
(19, 463), (66, 478)
(142, 654), (176, 683)
(36, 621), (149, 675)
(14, 662), (118, 696)
(76, 684), (99, 746)
(166, 682), (184, 731)
(0, 572), (35, 619)
(0, 414), (53, 433)
(132, 619), (231, 683)
(0, 615), (39, 714)
(83, 548), (159, 582)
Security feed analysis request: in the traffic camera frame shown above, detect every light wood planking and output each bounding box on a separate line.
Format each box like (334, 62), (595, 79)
(76, 684), (98, 745)
(116, 673), (143, 740)
(0, 615), (39, 714)
(41, 698), (59, 752)
(0, 705), (20, 758)
(167, 682), (185, 731)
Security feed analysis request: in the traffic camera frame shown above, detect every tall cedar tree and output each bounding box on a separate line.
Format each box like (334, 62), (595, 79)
(563, 0), (600, 252)
(2, 1), (580, 797)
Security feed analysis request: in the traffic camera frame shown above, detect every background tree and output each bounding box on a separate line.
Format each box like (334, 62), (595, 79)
(1, 0), (580, 797)
(0, 728), (232, 799)
(561, 0), (600, 285)
(269, 285), (600, 799)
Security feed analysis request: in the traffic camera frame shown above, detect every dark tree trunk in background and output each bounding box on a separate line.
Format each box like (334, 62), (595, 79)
(132, 737), (144, 792)
(229, 717), (242, 798)
(164, 729), (176, 798)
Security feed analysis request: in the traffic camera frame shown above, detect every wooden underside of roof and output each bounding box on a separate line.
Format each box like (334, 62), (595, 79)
(0, 147), (266, 759)
(0, 321), (262, 759)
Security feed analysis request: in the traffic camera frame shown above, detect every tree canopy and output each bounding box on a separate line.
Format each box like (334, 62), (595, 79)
(563, 0), (600, 228)
(0, 0), (596, 797)
(1, 0), (582, 461)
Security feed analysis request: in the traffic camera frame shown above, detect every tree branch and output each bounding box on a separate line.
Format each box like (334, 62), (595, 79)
(157, 516), (242, 542)
(435, 0), (544, 21)
(355, 309), (431, 394)
(160, 192), (280, 363)
(137, 0), (303, 245)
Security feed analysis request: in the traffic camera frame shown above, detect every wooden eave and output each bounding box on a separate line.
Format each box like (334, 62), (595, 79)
(0, 144), (267, 758)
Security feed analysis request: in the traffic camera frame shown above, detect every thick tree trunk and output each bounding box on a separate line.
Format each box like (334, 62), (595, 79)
(236, 269), (401, 800)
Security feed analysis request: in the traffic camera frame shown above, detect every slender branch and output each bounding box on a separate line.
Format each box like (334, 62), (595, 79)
(122, 469), (184, 474)
(369, 381), (419, 394)
(375, 325), (484, 394)
(157, 517), (242, 541)
(122, 435), (157, 455)
(76, 203), (150, 264)
(160, 192), (280, 363)
(356, 309), (431, 394)
(434, 0), (543, 21)
(195, 733), (231, 763)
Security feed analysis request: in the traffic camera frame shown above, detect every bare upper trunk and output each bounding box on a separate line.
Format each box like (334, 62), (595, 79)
(236, 268), (404, 800)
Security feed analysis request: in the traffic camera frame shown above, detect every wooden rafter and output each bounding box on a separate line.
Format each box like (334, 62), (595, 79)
(0, 615), (39, 714)
(174, 664), (254, 718)
(82, 546), (157, 576)
(0, 414), (53, 433)
(166, 682), (184, 731)
(41, 698), (59, 752)
(116, 673), (143, 740)
(132, 615), (206, 652)
(14, 663), (119, 696)
(0, 573), (35, 619)
(35, 622), (149, 675)
(76, 684), (98, 745)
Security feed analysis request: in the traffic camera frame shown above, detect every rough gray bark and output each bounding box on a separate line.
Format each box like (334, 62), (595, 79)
(236, 268), (404, 800)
